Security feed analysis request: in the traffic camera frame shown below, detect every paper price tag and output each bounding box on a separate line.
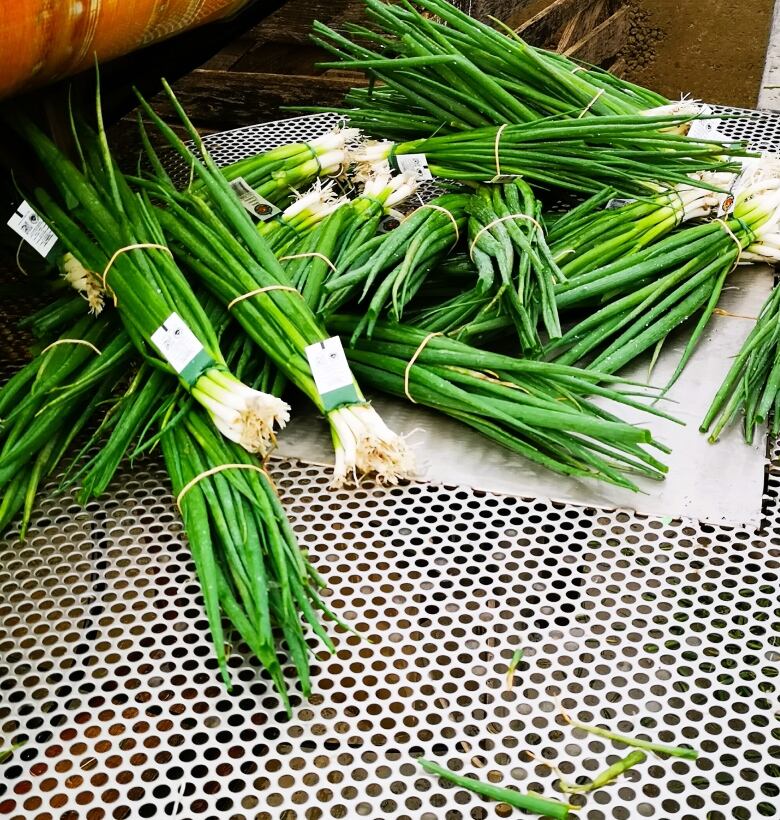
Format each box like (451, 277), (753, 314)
(151, 312), (213, 385)
(7, 201), (58, 258)
(305, 336), (361, 411)
(688, 106), (730, 143)
(394, 153), (433, 181)
(229, 177), (281, 221)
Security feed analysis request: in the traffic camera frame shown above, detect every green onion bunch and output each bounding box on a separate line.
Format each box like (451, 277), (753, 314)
(162, 403), (338, 708)
(330, 315), (674, 490)
(701, 284), (780, 442)
(137, 81), (414, 486)
(355, 117), (744, 196)
(196, 126), (361, 205)
(309, 0), (669, 141)
(259, 179), (349, 255)
(547, 173), (733, 278)
(0, 314), (132, 537)
(321, 192), (470, 334)
(547, 174), (780, 389)
(465, 179), (563, 351)
(17, 116), (290, 455)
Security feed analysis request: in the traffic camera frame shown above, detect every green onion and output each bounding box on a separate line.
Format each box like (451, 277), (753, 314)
(418, 758), (572, 819)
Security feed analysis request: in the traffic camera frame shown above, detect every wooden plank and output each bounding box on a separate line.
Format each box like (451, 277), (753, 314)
(149, 69), (366, 131)
(564, 6), (628, 64)
(256, 0), (364, 44)
(516, 0), (597, 46)
(556, 0), (607, 51)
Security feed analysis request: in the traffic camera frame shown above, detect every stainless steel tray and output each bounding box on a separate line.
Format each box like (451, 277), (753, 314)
(2, 108), (780, 820)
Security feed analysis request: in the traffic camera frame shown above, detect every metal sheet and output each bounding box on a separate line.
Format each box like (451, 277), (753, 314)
(1, 453), (779, 820)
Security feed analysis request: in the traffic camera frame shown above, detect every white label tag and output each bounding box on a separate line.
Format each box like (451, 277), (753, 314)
(150, 312), (206, 374)
(606, 197), (635, 210)
(688, 106), (730, 143)
(229, 177), (281, 221)
(395, 154), (433, 181)
(305, 336), (355, 396)
(7, 201), (58, 257)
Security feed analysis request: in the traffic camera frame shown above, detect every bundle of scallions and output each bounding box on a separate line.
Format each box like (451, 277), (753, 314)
(547, 171), (780, 389)
(354, 117), (744, 196)
(16, 117), (290, 455)
(307, 0), (671, 139)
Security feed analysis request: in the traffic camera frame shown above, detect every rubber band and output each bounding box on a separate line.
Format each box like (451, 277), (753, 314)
(279, 252), (339, 274)
(490, 123), (509, 182)
(419, 203), (460, 245)
(304, 142), (323, 174)
(176, 463), (270, 509)
(714, 217), (744, 271)
(404, 332), (442, 403)
(713, 308), (757, 320)
(40, 338), (102, 357)
(570, 65), (586, 74)
(469, 213), (543, 259)
(578, 88), (605, 118)
(101, 243), (172, 306)
(15, 239), (29, 277)
(227, 285), (298, 310)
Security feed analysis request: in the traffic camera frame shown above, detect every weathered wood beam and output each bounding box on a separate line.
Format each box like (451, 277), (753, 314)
(564, 6), (628, 64)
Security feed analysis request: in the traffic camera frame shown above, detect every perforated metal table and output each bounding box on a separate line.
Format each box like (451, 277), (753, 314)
(1, 109), (780, 820)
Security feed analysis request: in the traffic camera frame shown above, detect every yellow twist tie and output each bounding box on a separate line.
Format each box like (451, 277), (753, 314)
(279, 252), (339, 274)
(420, 203), (460, 246)
(490, 123), (509, 182)
(227, 285), (298, 310)
(101, 243), (173, 306)
(176, 464), (271, 510)
(469, 213), (543, 260)
(578, 88), (605, 118)
(40, 338), (102, 357)
(404, 332), (442, 403)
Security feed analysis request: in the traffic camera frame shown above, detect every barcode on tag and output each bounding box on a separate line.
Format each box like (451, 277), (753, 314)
(150, 312), (213, 385)
(305, 336), (361, 411)
(229, 177), (281, 221)
(395, 154), (433, 181)
(7, 201), (58, 258)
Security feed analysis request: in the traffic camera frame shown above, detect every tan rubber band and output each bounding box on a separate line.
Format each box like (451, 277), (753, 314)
(714, 218), (745, 273)
(490, 123), (509, 181)
(176, 463), (270, 509)
(40, 338), (102, 357)
(713, 308), (757, 320)
(101, 243), (172, 306)
(420, 203), (460, 245)
(15, 239), (29, 277)
(404, 332), (442, 403)
(279, 252), (339, 274)
(469, 213), (543, 259)
(578, 88), (605, 118)
(570, 65), (586, 74)
(227, 285), (298, 310)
